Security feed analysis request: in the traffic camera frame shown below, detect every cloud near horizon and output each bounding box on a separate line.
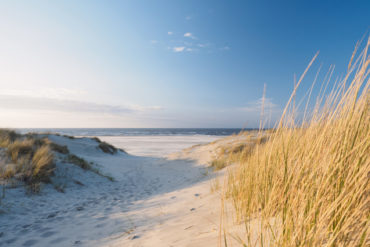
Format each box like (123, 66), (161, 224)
(0, 94), (162, 115)
(240, 97), (278, 113)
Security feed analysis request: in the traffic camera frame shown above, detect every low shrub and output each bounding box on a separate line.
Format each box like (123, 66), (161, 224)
(66, 154), (91, 170)
(98, 142), (117, 154)
(0, 129), (19, 147)
(0, 132), (56, 193)
(210, 158), (228, 171)
(31, 145), (55, 183)
(63, 135), (75, 139)
(1, 164), (16, 179)
(6, 139), (35, 162)
(49, 143), (69, 154)
(92, 137), (102, 143)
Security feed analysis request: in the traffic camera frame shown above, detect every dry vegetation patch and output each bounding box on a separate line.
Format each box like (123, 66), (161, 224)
(0, 132), (55, 193)
(92, 136), (125, 154)
(210, 134), (266, 171)
(66, 154), (91, 170)
(226, 41), (370, 246)
(0, 132), (118, 193)
(98, 142), (118, 154)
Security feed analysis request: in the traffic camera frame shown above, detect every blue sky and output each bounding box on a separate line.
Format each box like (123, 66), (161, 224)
(0, 0), (369, 128)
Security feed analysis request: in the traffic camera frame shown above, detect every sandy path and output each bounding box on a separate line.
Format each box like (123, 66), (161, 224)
(0, 135), (232, 247)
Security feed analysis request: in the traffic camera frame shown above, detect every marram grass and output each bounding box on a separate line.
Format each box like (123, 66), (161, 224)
(227, 39), (369, 246)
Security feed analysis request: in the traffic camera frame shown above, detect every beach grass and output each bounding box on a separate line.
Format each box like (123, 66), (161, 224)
(0, 132), (55, 192)
(225, 39), (369, 246)
(211, 135), (265, 171)
(0, 131), (116, 193)
(98, 141), (118, 154)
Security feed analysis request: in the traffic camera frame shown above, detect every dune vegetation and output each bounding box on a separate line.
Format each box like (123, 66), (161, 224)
(210, 134), (268, 171)
(0, 130), (120, 193)
(225, 39), (369, 246)
(0, 130), (55, 192)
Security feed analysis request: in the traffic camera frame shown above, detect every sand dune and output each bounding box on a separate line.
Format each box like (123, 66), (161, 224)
(0, 134), (241, 247)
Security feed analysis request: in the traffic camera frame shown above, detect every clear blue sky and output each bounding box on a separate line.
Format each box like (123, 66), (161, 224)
(0, 0), (368, 128)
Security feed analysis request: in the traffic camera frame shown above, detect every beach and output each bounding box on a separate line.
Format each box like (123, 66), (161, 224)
(97, 135), (222, 157)
(0, 132), (236, 246)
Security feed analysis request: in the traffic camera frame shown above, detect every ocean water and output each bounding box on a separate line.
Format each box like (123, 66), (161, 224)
(18, 128), (244, 137)
(18, 128), (246, 157)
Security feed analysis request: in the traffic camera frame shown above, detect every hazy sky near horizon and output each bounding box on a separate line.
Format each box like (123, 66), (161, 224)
(0, 0), (369, 128)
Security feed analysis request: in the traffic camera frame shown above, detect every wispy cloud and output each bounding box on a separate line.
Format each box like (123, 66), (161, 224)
(129, 104), (163, 111)
(197, 43), (208, 48)
(184, 32), (196, 39)
(172, 46), (185, 52)
(1, 88), (87, 100)
(156, 31), (227, 54)
(240, 97), (278, 112)
(150, 40), (158, 44)
(185, 16), (192, 21)
(0, 94), (162, 115)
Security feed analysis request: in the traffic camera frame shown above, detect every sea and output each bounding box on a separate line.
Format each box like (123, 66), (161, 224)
(17, 128), (244, 137)
(17, 128), (247, 157)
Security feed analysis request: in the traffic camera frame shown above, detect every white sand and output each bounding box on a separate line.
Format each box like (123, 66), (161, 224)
(96, 135), (222, 157)
(0, 134), (245, 247)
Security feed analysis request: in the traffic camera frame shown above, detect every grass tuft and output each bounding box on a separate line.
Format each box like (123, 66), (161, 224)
(66, 154), (91, 170)
(49, 143), (69, 154)
(211, 158), (229, 171)
(0, 131), (56, 193)
(6, 139), (34, 162)
(98, 142), (118, 154)
(226, 39), (370, 246)
(31, 145), (55, 183)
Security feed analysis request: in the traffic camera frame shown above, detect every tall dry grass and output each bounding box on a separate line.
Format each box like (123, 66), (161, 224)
(0, 130), (55, 192)
(227, 39), (369, 246)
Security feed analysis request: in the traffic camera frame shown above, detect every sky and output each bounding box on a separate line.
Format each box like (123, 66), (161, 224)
(0, 0), (369, 128)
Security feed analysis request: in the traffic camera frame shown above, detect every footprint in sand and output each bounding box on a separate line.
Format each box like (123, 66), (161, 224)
(31, 224), (41, 231)
(22, 239), (38, 246)
(55, 216), (65, 221)
(41, 231), (57, 238)
(18, 228), (29, 234)
(96, 216), (108, 221)
(95, 223), (107, 228)
(47, 212), (58, 218)
(39, 227), (53, 233)
(5, 238), (17, 244)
